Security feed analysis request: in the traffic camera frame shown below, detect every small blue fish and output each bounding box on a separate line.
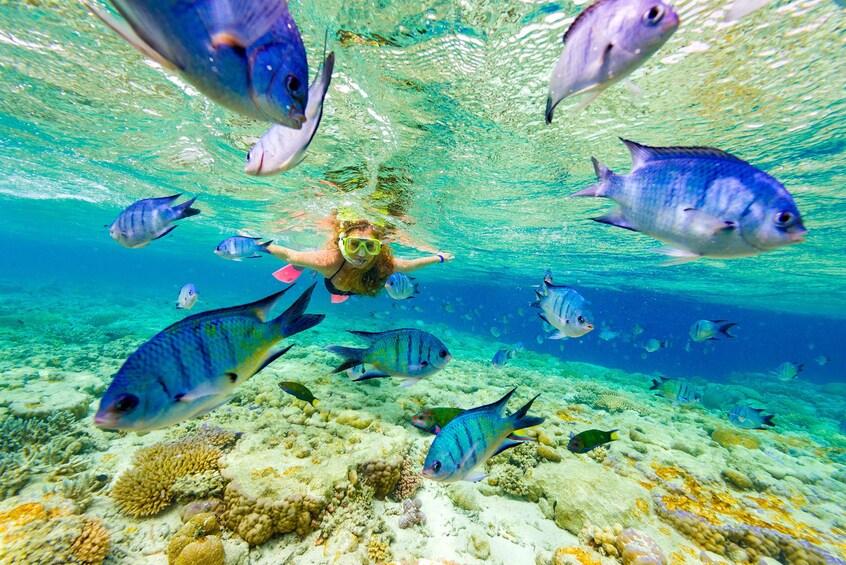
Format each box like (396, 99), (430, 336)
(689, 319), (738, 342)
(643, 338), (668, 353)
(546, 0), (679, 121)
(532, 277), (594, 339)
(326, 328), (451, 386)
(86, 0), (309, 129)
(245, 51), (335, 176)
(492, 343), (523, 368)
(214, 236), (272, 261)
(422, 389), (545, 482)
(384, 273), (420, 300)
(728, 405), (775, 430)
(109, 194), (200, 248)
(94, 284), (324, 432)
(571, 139), (807, 264)
(176, 283), (199, 310)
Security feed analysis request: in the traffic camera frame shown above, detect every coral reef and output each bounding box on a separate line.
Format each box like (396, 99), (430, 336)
(398, 498), (425, 529)
(0, 502), (110, 565)
(616, 528), (665, 565)
(580, 523), (624, 559)
(366, 533), (393, 563)
(111, 425), (238, 517)
(168, 512), (224, 565)
(358, 455), (403, 500)
(179, 499), (222, 523)
(710, 428), (760, 450)
(551, 546), (603, 565)
(594, 394), (648, 414)
(52, 471), (109, 512)
(390, 457), (422, 500)
(222, 479), (324, 545)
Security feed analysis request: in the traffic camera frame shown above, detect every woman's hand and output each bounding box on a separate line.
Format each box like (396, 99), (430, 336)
(438, 252), (455, 262)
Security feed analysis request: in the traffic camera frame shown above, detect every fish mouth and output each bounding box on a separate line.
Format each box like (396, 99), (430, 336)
(421, 468), (434, 478)
(787, 229), (807, 243)
(244, 150), (264, 176)
(288, 110), (306, 129)
(93, 410), (119, 430)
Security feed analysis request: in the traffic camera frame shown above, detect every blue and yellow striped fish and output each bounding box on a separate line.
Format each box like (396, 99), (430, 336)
(422, 389), (545, 482)
(94, 284), (324, 432)
(326, 328), (451, 387)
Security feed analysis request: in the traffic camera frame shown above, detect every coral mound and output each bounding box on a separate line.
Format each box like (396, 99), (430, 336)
(617, 528), (665, 565)
(168, 512), (224, 565)
(111, 425), (238, 517)
(358, 455), (403, 500)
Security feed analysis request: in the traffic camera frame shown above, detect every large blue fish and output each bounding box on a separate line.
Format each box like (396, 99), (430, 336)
(94, 284), (324, 432)
(326, 328), (451, 386)
(109, 194), (200, 248)
(85, 0), (309, 129)
(571, 139), (807, 264)
(422, 389), (545, 482)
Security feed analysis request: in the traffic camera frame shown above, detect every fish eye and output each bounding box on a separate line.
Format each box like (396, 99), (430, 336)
(643, 5), (665, 24)
(286, 74), (301, 94)
(113, 394), (139, 414)
(433, 461), (442, 472)
(578, 316), (585, 324)
(439, 349), (448, 358)
(246, 150), (252, 162)
(774, 211), (796, 228)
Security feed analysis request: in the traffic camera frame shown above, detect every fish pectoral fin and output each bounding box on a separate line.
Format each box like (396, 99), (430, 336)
(398, 378), (420, 389)
(653, 246), (702, 266)
(83, 0), (178, 70)
(682, 208), (738, 236)
(548, 331), (569, 340)
(175, 374), (237, 403)
(352, 370), (393, 382)
(152, 224), (178, 241)
(463, 471), (488, 483)
(202, 0), (290, 49)
(574, 89), (603, 113)
(592, 209), (638, 232)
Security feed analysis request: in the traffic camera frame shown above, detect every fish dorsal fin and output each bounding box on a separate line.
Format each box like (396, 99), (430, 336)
(621, 139), (746, 170)
(159, 286), (292, 332)
(239, 286), (294, 322)
(348, 328), (413, 341)
(200, 0), (291, 49)
(464, 388), (516, 419)
(561, 1), (605, 45)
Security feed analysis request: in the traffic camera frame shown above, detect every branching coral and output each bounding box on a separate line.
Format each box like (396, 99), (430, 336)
(111, 426), (238, 517)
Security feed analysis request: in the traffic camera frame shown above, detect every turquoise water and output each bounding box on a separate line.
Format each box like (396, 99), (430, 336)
(1, 0), (845, 564)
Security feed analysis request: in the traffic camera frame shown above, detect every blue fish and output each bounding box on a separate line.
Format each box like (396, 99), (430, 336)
(492, 342), (523, 368)
(384, 273), (420, 300)
(422, 389), (545, 482)
(532, 279), (594, 339)
(326, 328), (451, 386)
(214, 236), (272, 260)
(571, 139), (807, 264)
(176, 283), (199, 310)
(728, 405), (775, 430)
(85, 0), (309, 129)
(109, 194), (200, 248)
(94, 284), (324, 432)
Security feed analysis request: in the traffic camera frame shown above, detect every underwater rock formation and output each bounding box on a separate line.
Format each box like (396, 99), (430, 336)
(358, 455), (403, 500)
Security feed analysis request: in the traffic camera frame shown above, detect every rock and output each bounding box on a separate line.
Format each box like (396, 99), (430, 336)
(537, 445), (562, 463)
(722, 469), (754, 490)
(6, 386), (91, 420)
(469, 532), (490, 560)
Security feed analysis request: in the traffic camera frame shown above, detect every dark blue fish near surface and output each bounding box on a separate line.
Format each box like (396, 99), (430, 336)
(94, 284), (324, 432)
(571, 139), (807, 264)
(109, 194), (200, 248)
(422, 389), (545, 482)
(85, 0), (309, 129)
(215, 236), (273, 260)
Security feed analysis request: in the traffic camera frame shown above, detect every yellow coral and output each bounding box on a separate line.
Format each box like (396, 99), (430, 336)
(552, 547), (602, 565)
(710, 428), (760, 450)
(173, 536), (224, 565)
(168, 513), (224, 565)
(111, 429), (235, 516)
(70, 517), (110, 565)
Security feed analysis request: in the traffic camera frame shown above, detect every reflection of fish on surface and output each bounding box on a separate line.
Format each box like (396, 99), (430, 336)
(94, 284), (324, 432)
(84, 0), (310, 129)
(422, 389), (545, 482)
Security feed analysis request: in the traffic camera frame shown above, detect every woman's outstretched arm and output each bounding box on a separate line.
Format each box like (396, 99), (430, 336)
(393, 252), (454, 273)
(266, 244), (339, 274)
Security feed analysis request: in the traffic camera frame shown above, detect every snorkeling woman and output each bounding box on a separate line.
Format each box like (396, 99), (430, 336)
(267, 218), (454, 303)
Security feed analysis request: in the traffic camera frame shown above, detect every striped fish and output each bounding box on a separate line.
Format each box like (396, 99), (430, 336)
(94, 284), (324, 432)
(650, 376), (699, 405)
(384, 273), (420, 300)
(326, 328), (451, 386)
(532, 279), (594, 339)
(422, 389), (545, 482)
(728, 405), (775, 430)
(214, 236), (272, 261)
(109, 194), (200, 248)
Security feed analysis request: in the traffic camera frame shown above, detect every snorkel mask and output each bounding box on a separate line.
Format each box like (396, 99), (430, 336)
(339, 232), (382, 267)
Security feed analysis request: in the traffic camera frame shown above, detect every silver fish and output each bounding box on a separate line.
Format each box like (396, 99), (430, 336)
(689, 319), (738, 342)
(245, 51), (335, 176)
(545, 0), (679, 122)
(571, 139), (807, 264)
(384, 272), (420, 300)
(176, 283), (199, 310)
(532, 280), (594, 339)
(728, 405), (775, 429)
(214, 236), (272, 260)
(94, 284), (324, 432)
(109, 194), (200, 248)
(643, 338), (667, 353)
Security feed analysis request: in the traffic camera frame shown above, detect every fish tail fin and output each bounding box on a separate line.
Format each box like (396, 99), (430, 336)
(649, 378), (665, 390)
(259, 240), (274, 253)
(719, 322), (738, 338)
(325, 345), (366, 373)
(509, 394), (545, 430)
(311, 399), (320, 408)
(413, 282), (420, 294)
(609, 429), (620, 441)
(173, 196), (201, 219)
(271, 283), (325, 338)
(570, 158), (612, 198)
(763, 415), (775, 427)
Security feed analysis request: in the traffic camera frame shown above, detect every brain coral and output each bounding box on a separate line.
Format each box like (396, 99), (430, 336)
(112, 426), (238, 517)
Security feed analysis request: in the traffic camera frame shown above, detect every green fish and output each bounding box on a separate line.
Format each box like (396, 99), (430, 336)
(95, 284), (324, 432)
(567, 429), (619, 454)
(411, 407), (465, 434)
(279, 381), (319, 407)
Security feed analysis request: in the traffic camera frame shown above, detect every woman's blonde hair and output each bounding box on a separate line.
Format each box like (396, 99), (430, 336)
(329, 219), (394, 296)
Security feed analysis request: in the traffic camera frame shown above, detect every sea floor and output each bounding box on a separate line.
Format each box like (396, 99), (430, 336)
(0, 278), (845, 565)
